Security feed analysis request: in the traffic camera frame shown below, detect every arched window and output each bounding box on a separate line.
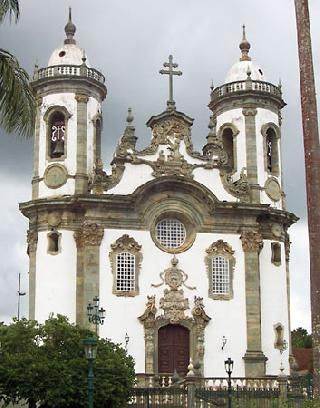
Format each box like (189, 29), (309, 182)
(95, 118), (102, 159)
(271, 242), (281, 266)
(49, 112), (65, 158)
(222, 128), (234, 171)
(109, 235), (142, 296)
(262, 124), (280, 176)
(205, 240), (235, 300)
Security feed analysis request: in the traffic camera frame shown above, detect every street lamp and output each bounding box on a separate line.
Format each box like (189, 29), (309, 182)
(84, 336), (98, 408)
(224, 357), (234, 408)
(87, 296), (106, 335)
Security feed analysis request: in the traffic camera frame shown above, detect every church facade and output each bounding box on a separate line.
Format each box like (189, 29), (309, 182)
(20, 13), (298, 378)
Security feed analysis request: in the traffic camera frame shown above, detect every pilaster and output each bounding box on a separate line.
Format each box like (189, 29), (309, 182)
(243, 107), (260, 204)
(32, 98), (42, 199)
(75, 94), (89, 194)
(240, 230), (267, 376)
(74, 221), (104, 328)
(27, 228), (38, 320)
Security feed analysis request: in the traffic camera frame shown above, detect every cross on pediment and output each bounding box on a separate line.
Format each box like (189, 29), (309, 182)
(159, 55), (182, 110)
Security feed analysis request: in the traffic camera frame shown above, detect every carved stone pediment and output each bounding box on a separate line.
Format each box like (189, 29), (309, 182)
(160, 288), (189, 323)
(74, 221), (104, 247)
(152, 118), (189, 144)
(110, 234), (142, 252)
(206, 239), (235, 257)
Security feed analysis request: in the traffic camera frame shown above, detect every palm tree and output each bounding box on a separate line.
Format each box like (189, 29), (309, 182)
(0, 0), (35, 137)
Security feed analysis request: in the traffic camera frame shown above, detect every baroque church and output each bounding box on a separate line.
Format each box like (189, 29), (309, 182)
(20, 11), (298, 378)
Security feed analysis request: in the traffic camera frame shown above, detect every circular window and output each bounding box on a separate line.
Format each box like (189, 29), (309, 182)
(59, 51), (66, 58)
(155, 218), (186, 249)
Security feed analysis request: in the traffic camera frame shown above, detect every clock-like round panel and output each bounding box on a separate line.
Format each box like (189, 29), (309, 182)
(44, 164), (68, 189)
(265, 177), (281, 202)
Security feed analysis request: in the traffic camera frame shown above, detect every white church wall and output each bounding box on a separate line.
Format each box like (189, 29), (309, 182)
(107, 164), (154, 195)
(35, 231), (77, 322)
(86, 97), (100, 176)
(38, 179), (76, 197)
(192, 168), (235, 201)
(99, 229), (247, 376)
(260, 241), (290, 374)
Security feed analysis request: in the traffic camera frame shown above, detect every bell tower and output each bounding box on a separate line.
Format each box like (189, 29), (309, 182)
(31, 8), (107, 199)
(20, 10), (107, 322)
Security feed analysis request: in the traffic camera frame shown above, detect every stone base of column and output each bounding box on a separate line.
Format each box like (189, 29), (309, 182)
(75, 174), (88, 194)
(243, 350), (268, 377)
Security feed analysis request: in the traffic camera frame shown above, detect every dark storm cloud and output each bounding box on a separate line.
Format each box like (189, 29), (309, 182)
(0, 0), (318, 327)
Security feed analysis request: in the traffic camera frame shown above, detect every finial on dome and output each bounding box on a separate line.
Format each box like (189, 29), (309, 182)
(64, 7), (76, 45)
(239, 24), (251, 62)
(126, 107), (134, 124)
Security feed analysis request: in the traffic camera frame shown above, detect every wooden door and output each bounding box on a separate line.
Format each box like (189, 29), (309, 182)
(158, 324), (189, 375)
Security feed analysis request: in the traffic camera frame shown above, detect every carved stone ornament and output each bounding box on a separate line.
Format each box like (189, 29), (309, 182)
(220, 168), (250, 202)
(206, 239), (235, 257)
(139, 295), (157, 323)
(152, 118), (189, 144)
(75, 94), (89, 103)
(265, 177), (282, 202)
(44, 164), (68, 189)
(160, 288), (189, 323)
(111, 234), (142, 252)
(240, 230), (263, 252)
(74, 221), (104, 248)
(89, 159), (125, 193)
(152, 256), (196, 290)
(192, 296), (211, 325)
(47, 211), (62, 227)
(27, 229), (38, 253)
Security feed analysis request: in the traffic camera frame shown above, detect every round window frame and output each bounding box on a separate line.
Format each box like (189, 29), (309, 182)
(150, 212), (196, 254)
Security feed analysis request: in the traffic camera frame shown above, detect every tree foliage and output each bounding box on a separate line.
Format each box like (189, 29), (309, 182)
(291, 327), (313, 348)
(0, 0), (35, 137)
(0, 315), (135, 408)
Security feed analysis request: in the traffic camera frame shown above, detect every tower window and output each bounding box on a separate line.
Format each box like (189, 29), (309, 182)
(222, 128), (235, 172)
(49, 111), (65, 158)
(205, 240), (235, 300)
(109, 235), (142, 297)
(263, 126), (280, 176)
(47, 231), (61, 255)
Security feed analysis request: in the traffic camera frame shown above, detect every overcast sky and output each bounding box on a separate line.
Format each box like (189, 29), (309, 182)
(0, 0), (319, 330)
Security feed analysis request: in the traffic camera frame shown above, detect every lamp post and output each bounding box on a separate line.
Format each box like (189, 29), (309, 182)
(84, 336), (97, 408)
(87, 296), (106, 335)
(224, 357), (234, 408)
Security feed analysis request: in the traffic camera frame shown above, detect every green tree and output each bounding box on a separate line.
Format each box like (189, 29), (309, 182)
(292, 327), (313, 348)
(0, 0), (35, 137)
(0, 315), (135, 408)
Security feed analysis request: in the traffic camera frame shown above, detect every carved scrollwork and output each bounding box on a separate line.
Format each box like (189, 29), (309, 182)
(206, 240), (235, 257)
(111, 234), (142, 252)
(192, 296), (211, 325)
(152, 118), (189, 144)
(90, 159), (125, 193)
(139, 295), (157, 323)
(240, 230), (263, 252)
(160, 288), (189, 323)
(152, 256), (196, 290)
(74, 221), (104, 248)
(220, 168), (250, 202)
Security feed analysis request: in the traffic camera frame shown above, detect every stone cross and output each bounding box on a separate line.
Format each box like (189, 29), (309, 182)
(159, 55), (182, 110)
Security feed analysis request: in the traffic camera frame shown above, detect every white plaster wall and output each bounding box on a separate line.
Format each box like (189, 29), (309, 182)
(260, 241), (290, 375)
(193, 168), (235, 201)
(99, 229), (247, 377)
(38, 179), (75, 197)
(107, 164), (154, 194)
(35, 231), (77, 322)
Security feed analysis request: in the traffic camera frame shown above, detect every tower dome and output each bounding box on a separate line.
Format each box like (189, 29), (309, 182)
(47, 8), (90, 67)
(225, 26), (265, 83)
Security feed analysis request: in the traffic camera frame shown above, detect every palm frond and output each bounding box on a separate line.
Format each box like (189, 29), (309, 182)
(0, 0), (20, 23)
(0, 48), (35, 137)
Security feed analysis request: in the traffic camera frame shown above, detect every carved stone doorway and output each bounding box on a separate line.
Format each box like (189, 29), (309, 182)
(158, 324), (190, 375)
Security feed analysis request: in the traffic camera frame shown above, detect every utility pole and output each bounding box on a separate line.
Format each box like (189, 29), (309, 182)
(294, 0), (320, 397)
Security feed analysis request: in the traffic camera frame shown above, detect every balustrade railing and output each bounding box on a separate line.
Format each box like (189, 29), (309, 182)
(33, 65), (105, 83)
(211, 80), (282, 99)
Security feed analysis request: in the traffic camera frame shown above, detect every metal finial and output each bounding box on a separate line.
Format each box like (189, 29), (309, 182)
(64, 7), (76, 45)
(81, 49), (87, 65)
(278, 78), (282, 90)
(210, 80), (214, 92)
(239, 24), (251, 61)
(246, 66), (252, 78)
(126, 107), (134, 124)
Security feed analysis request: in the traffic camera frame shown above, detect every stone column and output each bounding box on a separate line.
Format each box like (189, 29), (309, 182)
(74, 222), (104, 328)
(75, 94), (89, 194)
(240, 230), (267, 377)
(243, 107), (260, 204)
(27, 228), (38, 320)
(32, 97), (42, 199)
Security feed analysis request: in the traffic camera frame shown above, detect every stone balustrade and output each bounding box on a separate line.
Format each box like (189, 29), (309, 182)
(33, 64), (105, 83)
(211, 80), (282, 99)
